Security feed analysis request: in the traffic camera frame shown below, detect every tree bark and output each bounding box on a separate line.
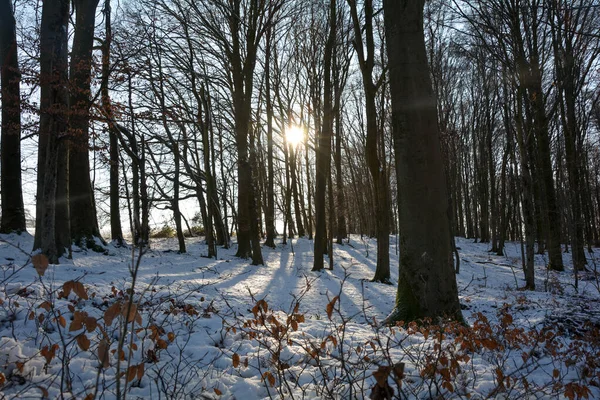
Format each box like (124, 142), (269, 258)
(348, 0), (389, 282)
(0, 0), (27, 233)
(313, 0), (336, 271)
(100, 0), (124, 246)
(383, 0), (462, 322)
(34, 0), (70, 262)
(69, 0), (103, 247)
(264, 26), (276, 248)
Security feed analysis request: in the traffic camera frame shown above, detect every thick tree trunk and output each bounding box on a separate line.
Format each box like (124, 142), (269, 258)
(383, 0), (462, 322)
(34, 0), (70, 262)
(0, 0), (27, 233)
(69, 0), (102, 247)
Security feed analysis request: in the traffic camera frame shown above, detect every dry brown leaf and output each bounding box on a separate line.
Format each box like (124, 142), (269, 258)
(167, 332), (175, 342)
(83, 393), (94, 400)
(38, 301), (52, 311)
(136, 363), (145, 380)
(329, 335), (338, 347)
(156, 339), (168, 350)
(267, 372), (275, 387)
(126, 365), (137, 382)
(32, 254), (49, 276)
(73, 282), (88, 300)
(98, 339), (110, 368)
(135, 310), (142, 325)
(0, 372), (5, 387)
(373, 366), (391, 388)
(104, 301), (121, 326)
(58, 315), (66, 328)
(214, 388), (222, 396)
(121, 303), (137, 323)
(393, 362), (405, 382)
(232, 353), (240, 368)
(40, 344), (58, 364)
(70, 311), (86, 332)
(63, 281), (74, 297)
(326, 296), (339, 320)
(77, 334), (91, 351)
(85, 317), (98, 332)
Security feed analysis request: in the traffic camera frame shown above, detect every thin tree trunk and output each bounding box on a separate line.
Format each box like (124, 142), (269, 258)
(313, 0), (336, 271)
(100, 0), (124, 246)
(264, 26), (276, 248)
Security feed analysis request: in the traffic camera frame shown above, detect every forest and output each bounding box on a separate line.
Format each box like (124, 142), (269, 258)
(1, 0), (600, 398)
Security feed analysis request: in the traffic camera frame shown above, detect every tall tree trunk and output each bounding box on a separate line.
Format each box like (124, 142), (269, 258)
(249, 129), (264, 265)
(69, 0), (102, 247)
(291, 147), (305, 237)
(514, 86), (536, 290)
(100, 0), (124, 246)
(335, 100), (347, 243)
(201, 87), (216, 258)
(551, 6), (587, 271)
(313, 0), (336, 271)
(348, 0), (390, 283)
(173, 147), (186, 253)
(383, 0), (462, 322)
(515, 10), (563, 270)
(0, 0), (27, 233)
(34, 0), (70, 263)
(264, 26), (276, 248)
(229, 1), (263, 265)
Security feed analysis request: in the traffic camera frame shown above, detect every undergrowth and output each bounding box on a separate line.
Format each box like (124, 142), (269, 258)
(0, 252), (599, 399)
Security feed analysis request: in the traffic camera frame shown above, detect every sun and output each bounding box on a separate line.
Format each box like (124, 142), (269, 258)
(285, 125), (304, 147)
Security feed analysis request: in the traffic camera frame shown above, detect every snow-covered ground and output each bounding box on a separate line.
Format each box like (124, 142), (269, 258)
(1, 233), (599, 399)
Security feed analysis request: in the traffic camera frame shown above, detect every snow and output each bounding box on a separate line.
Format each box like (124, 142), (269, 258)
(0, 233), (599, 399)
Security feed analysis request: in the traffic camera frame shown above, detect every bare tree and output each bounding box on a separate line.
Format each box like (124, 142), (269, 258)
(347, 0), (390, 283)
(0, 0), (27, 233)
(34, 0), (70, 262)
(313, 0), (336, 271)
(384, 0), (462, 322)
(69, 0), (103, 247)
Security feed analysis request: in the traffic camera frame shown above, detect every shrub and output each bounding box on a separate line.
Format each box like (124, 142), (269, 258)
(150, 225), (176, 239)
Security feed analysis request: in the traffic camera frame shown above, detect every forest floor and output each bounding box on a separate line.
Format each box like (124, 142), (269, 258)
(1, 233), (599, 399)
